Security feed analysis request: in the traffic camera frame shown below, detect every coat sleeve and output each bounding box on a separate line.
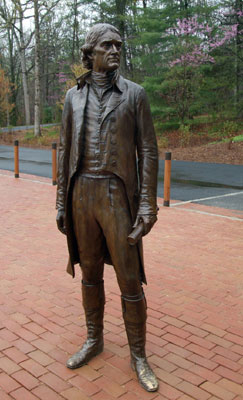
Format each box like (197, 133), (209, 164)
(56, 89), (72, 212)
(135, 87), (158, 215)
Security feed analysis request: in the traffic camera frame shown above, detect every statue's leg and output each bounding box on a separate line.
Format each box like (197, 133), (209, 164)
(68, 176), (107, 369)
(66, 279), (105, 369)
(96, 177), (158, 392)
(121, 291), (158, 392)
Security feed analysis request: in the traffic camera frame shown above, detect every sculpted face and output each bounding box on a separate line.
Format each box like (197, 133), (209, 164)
(90, 31), (122, 73)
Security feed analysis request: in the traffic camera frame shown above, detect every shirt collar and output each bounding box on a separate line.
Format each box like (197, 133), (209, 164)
(76, 69), (123, 93)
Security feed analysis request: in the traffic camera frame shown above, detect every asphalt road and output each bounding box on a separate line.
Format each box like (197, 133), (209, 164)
(1, 145), (243, 211)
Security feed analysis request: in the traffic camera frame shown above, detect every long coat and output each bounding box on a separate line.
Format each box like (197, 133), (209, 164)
(56, 72), (158, 284)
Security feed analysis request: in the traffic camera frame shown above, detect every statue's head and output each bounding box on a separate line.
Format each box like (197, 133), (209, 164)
(81, 23), (122, 72)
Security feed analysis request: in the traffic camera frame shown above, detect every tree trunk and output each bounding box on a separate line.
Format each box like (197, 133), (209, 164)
(115, 0), (127, 74)
(18, 6), (31, 125)
(34, 0), (41, 137)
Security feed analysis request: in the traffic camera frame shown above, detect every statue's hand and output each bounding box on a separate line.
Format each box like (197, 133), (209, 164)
(56, 209), (67, 235)
(133, 214), (157, 236)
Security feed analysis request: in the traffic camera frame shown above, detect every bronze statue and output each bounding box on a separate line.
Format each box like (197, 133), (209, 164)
(56, 23), (159, 392)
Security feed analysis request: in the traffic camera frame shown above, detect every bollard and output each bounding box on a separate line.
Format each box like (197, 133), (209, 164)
(163, 152), (171, 207)
(14, 140), (19, 178)
(52, 142), (57, 186)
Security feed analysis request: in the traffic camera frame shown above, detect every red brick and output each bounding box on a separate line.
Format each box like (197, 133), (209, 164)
(3, 347), (28, 363)
(214, 365), (243, 384)
(146, 341), (169, 358)
(162, 333), (189, 348)
(0, 372), (20, 393)
(149, 354), (177, 372)
(11, 387), (39, 400)
(189, 364), (221, 383)
(31, 338), (55, 353)
(40, 372), (71, 392)
(225, 333), (243, 346)
(69, 375), (100, 396)
(183, 325), (208, 338)
(28, 350), (54, 366)
(176, 381), (211, 400)
(162, 315), (185, 329)
(61, 387), (90, 400)
(231, 344), (243, 356)
(164, 325), (191, 339)
(213, 345), (241, 362)
(105, 355), (133, 376)
(47, 361), (76, 380)
(15, 328), (38, 342)
(119, 392), (141, 400)
(187, 354), (218, 370)
(201, 323), (226, 337)
(0, 389), (12, 400)
(187, 334), (216, 350)
(186, 343), (215, 359)
(20, 359), (46, 377)
(146, 333), (168, 347)
(125, 378), (163, 400)
(211, 354), (241, 372)
(29, 313), (49, 325)
(165, 353), (195, 370)
(92, 390), (117, 400)
(179, 314), (203, 328)
(0, 356), (21, 374)
(0, 338), (11, 351)
(12, 370), (39, 390)
(204, 317), (230, 330)
(11, 312), (31, 324)
(147, 323), (164, 337)
(147, 316), (168, 329)
(154, 367), (182, 386)
(0, 328), (18, 342)
(218, 378), (243, 396)
(32, 384), (64, 400)
(157, 381), (183, 400)
(94, 375), (126, 397)
(12, 338), (36, 354)
(200, 381), (235, 400)
(99, 364), (131, 385)
(24, 322), (46, 335)
(164, 343), (192, 359)
(76, 364), (101, 381)
(226, 325), (243, 337)
(174, 368), (205, 386)
(48, 348), (69, 364)
(207, 334), (233, 348)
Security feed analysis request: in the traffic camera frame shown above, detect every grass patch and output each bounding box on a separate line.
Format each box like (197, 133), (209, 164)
(233, 134), (243, 142)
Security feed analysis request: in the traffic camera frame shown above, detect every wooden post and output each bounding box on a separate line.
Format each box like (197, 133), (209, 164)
(14, 140), (19, 178)
(52, 142), (57, 185)
(163, 152), (171, 207)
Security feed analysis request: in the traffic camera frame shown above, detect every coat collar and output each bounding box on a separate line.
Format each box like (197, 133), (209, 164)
(76, 69), (125, 93)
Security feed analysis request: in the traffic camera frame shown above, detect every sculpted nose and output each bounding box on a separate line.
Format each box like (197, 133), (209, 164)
(111, 44), (119, 53)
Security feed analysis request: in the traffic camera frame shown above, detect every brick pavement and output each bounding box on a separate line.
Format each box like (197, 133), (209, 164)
(0, 169), (243, 400)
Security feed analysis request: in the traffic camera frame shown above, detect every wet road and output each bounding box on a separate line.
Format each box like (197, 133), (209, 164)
(0, 145), (243, 211)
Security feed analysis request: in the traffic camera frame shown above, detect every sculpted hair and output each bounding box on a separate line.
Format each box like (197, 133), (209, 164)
(81, 23), (121, 70)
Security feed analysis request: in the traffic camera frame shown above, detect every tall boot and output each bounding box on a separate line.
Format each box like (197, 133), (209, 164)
(66, 280), (105, 369)
(122, 292), (159, 392)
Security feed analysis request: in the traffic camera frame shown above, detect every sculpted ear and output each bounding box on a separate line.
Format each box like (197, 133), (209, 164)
(87, 51), (95, 61)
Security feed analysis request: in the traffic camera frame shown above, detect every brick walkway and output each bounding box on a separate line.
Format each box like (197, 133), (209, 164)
(1, 169), (243, 400)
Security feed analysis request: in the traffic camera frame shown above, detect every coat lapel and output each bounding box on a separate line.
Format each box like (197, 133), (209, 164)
(101, 89), (125, 126)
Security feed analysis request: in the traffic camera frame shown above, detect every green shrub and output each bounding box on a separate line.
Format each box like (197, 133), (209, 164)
(179, 124), (191, 146)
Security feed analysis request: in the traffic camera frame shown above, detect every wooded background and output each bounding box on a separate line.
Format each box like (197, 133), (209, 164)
(0, 0), (242, 138)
